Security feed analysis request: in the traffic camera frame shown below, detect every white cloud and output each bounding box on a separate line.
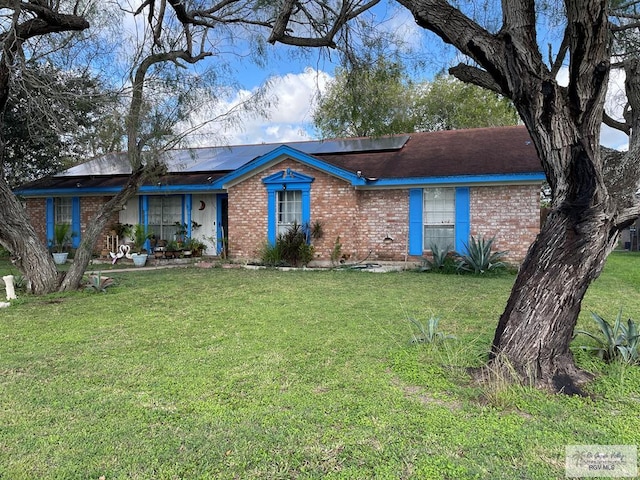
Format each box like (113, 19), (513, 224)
(182, 68), (331, 146)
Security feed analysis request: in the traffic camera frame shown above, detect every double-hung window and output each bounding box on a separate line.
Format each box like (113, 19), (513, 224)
(54, 197), (73, 225)
(423, 187), (455, 252)
(277, 190), (302, 236)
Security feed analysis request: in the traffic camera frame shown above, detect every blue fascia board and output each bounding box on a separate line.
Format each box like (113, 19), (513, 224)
(211, 145), (366, 189)
(15, 184), (224, 197)
(360, 172), (546, 187)
(16, 171), (545, 197)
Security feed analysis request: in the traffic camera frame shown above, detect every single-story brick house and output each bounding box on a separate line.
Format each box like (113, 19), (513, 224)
(15, 126), (545, 264)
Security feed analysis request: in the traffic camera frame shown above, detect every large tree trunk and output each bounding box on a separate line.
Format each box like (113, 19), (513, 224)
(490, 202), (617, 393)
(390, 0), (617, 391)
(0, 177), (59, 294)
(58, 167), (150, 291)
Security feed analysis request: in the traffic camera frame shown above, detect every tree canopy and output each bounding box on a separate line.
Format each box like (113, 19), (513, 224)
(1, 63), (117, 188)
(313, 57), (518, 138)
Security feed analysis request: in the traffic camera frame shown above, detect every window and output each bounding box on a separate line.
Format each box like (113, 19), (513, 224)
(148, 196), (183, 240)
(423, 187), (455, 251)
(263, 168), (314, 245)
(277, 190), (302, 236)
(54, 197), (72, 225)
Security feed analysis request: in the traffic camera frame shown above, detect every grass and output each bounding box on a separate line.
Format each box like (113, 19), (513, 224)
(0, 253), (639, 479)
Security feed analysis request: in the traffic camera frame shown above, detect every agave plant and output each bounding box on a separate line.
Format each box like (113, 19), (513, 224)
(84, 272), (114, 293)
(408, 316), (456, 344)
(456, 236), (507, 274)
(574, 309), (640, 364)
(421, 242), (455, 273)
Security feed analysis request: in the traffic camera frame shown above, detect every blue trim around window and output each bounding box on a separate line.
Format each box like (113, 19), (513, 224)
(408, 187), (471, 256)
(263, 168), (314, 244)
(455, 187), (470, 253)
(46, 197), (81, 248)
(71, 197), (81, 248)
(46, 197), (54, 247)
(139, 195), (150, 251)
(216, 194), (228, 255)
(408, 189), (423, 256)
(185, 194), (193, 236)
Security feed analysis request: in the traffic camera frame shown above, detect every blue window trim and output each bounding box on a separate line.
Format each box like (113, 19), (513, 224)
(46, 197), (54, 248)
(139, 194), (191, 250)
(185, 194), (193, 237)
(408, 187), (471, 256)
(455, 187), (470, 253)
(408, 189), (423, 256)
(216, 194), (228, 255)
(71, 197), (81, 248)
(262, 168), (314, 244)
(46, 196), (81, 248)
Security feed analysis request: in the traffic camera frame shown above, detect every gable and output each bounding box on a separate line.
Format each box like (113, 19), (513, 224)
(210, 145), (365, 190)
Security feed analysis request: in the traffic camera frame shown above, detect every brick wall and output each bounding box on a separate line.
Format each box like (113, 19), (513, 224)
(24, 198), (47, 248)
(227, 159), (411, 263)
(227, 158), (541, 265)
(470, 184), (540, 262)
(357, 189), (409, 261)
(25, 196), (119, 254)
(80, 196), (120, 253)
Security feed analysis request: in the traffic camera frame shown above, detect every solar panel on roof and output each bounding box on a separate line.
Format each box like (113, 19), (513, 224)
(55, 135), (411, 177)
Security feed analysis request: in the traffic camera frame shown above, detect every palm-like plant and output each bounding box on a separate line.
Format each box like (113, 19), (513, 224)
(132, 224), (151, 253)
(52, 223), (73, 253)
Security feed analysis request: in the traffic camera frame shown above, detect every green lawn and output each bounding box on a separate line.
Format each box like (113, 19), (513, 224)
(0, 254), (639, 479)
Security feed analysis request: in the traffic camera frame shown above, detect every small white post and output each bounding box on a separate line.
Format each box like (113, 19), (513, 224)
(3, 275), (16, 300)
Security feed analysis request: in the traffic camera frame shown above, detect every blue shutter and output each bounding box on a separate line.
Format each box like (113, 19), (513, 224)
(408, 189), (423, 256)
(185, 194), (193, 236)
(46, 197), (54, 248)
(455, 187), (470, 253)
(71, 197), (81, 248)
(266, 187), (277, 245)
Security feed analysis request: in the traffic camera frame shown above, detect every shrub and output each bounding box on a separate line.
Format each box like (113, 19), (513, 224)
(330, 236), (343, 267)
(260, 222), (315, 267)
(259, 241), (284, 267)
(456, 236), (507, 274)
(574, 309), (640, 364)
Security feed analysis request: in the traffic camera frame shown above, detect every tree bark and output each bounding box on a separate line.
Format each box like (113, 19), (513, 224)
(58, 166), (156, 291)
(390, 0), (618, 391)
(490, 201), (617, 392)
(0, 177), (59, 294)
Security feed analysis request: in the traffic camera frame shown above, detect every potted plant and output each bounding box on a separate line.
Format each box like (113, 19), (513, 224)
(186, 238), (206, 257)
(131, 224), (151, 267)
(174, 222), (188, 246)
(51, 223), (73, 264)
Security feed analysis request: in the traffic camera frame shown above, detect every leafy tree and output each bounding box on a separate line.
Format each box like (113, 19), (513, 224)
(0, 1), (277, 293)
(314, 62), (519, 137)
(415, 74), (519, 131)
(2, 63), (118, 188)
(267, 0), (640, 393)
(0, 1), (90, 295)
(313, 57), (416, 137)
